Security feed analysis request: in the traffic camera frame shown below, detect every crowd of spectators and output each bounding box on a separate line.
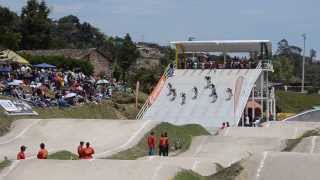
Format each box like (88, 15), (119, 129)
(0, 64), (129, 108)
(183, 56), (258, 69)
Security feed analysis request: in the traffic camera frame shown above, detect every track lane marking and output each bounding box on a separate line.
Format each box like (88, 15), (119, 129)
(95, 120), (152, 157)
(0, 120), (41, 145)
(310, 136), (317, 154)
(256, 151), (268, 180)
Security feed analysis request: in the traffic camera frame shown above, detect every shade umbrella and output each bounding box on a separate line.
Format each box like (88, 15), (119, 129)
(96, 79), (109, 85)
(64, 92), (77, 99)
(33, 63), (56, 69)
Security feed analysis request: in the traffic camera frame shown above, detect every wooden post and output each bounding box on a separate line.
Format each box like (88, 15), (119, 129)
(135, 81), (140, 108)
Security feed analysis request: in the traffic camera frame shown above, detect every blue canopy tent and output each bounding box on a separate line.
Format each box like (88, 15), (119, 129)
(33, 63), (56, 69)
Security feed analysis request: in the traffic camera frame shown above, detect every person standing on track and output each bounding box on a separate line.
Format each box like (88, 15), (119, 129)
(37, 143), (48, 159)
(77, 141), (85, 159)
(164, 132), (169, 156)
(17, 145), (27, 160)
(83, 142), (95, 159)
(159, 133), (165, 156)
(147, 132), (156, 156)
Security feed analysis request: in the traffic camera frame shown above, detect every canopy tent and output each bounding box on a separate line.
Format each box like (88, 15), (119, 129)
(96, 79), (109, 85)
(33, 63), (56, 68)
(0, 49), (29, 64)
(170, 40), (272, 54)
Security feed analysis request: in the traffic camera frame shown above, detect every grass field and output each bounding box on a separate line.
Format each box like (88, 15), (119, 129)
(109, 122), (210, 160)
(48, 151), (79, 160)
(276, 91), (320, 113)
(0, 160), (11, 172)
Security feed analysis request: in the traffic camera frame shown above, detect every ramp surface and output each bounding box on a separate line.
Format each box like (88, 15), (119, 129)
(179, 136), (285, 167)
(1, 159), (179, 180)
(219, 126), (312, 139)
(0, 119), (157, 160)
(239, 152), (320, 180)
(143, 69), (262, 127)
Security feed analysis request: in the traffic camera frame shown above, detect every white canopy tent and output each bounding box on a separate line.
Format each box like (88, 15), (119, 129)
(170, 40), (272, 54)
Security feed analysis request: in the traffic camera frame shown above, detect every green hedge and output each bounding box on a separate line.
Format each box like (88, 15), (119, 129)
(21, 54), (94, 75)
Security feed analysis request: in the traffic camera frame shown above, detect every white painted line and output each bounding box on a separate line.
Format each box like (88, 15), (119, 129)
(193, 137), (207, 157)
(310, 136), (317, 154)
(0, 160), (20, 179)
(0, 120), (41, 145)
(191, 160), (200, 171)
(95, 120), (152, 157)
(256, 152), (268, 180)
(293, 128), (298, 138)
(283, 109), (320, 121)
(151, 162), (164, 180)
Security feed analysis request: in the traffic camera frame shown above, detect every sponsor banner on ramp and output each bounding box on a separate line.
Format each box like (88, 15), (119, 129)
(148, 75), (166, 105)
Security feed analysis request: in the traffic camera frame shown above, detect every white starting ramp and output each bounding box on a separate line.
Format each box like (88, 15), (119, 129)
(142, 69), (262, 128)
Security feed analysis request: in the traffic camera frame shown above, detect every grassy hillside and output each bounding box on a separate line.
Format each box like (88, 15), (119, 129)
(174, 162), (243, 180)
(109, 122), (210, 160)
(0, 160), (11, 172)
(276, 91), (320, 113)
(48, 151), (79, 160)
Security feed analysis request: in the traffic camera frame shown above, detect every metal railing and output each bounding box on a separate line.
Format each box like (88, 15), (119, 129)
(136, 64), (173, 120)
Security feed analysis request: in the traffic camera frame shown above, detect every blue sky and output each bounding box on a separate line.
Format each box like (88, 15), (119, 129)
(1, 0), (319, 54)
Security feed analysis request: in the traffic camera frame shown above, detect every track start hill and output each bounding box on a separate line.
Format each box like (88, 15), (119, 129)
(142, 68), (262, 127)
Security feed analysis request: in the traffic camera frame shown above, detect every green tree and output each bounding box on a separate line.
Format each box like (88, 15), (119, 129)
(160, 46), (175, 68)
(0, 6), (21, 50)
(20, 0), (52, 49)
(114, 34), (140, 81)
(271, 56), (294, 84)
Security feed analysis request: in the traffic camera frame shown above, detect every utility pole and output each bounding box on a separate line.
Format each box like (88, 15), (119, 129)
(302, 33), (307, 93)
